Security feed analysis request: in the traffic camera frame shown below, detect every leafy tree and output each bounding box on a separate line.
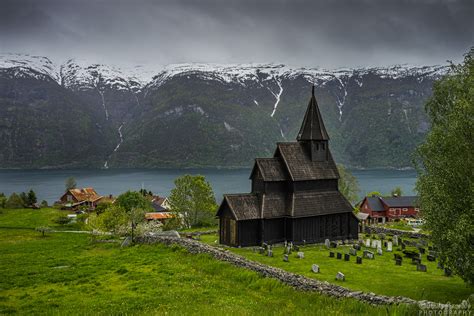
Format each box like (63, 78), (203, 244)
(367, 191), (382, 197)
(94, 201), (112, 215)
(0, 193), (6, 209)
(35, 227), (52, 237)
(40, 200), (48, 208)
(19, 192), (28, 207)
(27, 189), (37, 206)
(168, 174), (218, 228)
(65, 177), (77, 191)
(54, 214), (71, 225)
(129, 207), (147, 241)
(115, 191), (152, 213)
(139, 188), (153, 197)
(6, 193), (25, 209)
(90, 205), (128, 235)
(415, 48), (474, 284)
(337, 164), (360, 205)
(390, 186), (403, 197)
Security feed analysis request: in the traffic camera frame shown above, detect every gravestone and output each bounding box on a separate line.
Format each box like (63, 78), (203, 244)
(311, 264), (320, 273)
(428, 251), (438, 258)
(289, 242), (294, 250)
(412, 258), (421, 265)
(384, 241), (388, 248)
(267, 250), (273, 257)
(356, 256), (362, 264)
(325, 239), (331, 248)
(330, 241), (338, 248)
(329, 252), (335, 258)
(417, 264), (427, 272)
(353, 244), (361, 251)
(387, 242), (393, 252)
(283, 254), (289, 262)
(393, 235), (399, 246)
(344, 254), (350, 261)
(297, 252), (304, 259)
(363, 250), (374, 259)
(371, 240), (377, 249)
(259, 247), (265, 254)
(419, 247), (426, 254)
(427, 255), (435, 262)
(377, 247), (383, 255)
(395, 258), (402, 266)
(366, 239), (371, 247)
(337, 252), (342, 260)
(444, 268), (452, 277)
(349, 248), (357, 256)
(336, 272), (345, 281)
(121, 236), (132, 248)
(377, 240), (383, 249)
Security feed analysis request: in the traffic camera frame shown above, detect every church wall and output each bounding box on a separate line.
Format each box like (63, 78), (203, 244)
(292, 180), (338, 192)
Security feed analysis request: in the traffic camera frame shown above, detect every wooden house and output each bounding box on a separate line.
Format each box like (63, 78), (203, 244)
(359, 195), (420, 224)
(216, 87), (359, 247)
(59, 188), (103, 210)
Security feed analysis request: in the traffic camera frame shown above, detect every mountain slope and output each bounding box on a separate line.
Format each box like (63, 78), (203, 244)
(0, 54), (447, 169)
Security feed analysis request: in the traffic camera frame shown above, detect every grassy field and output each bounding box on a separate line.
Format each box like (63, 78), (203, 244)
(201, 235), (473, 304)
(0, 209), (419, 315)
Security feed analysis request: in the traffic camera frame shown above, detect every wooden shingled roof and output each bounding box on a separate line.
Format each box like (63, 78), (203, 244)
(297, 86), (330, 141)
(219, 194), (260, 220)
(251, 158), (288, 181)
(276, 142), (339, 181)
(291, 191), (353, 217)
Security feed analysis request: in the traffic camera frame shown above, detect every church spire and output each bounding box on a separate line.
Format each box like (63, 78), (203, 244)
(296, 85), (329, 141)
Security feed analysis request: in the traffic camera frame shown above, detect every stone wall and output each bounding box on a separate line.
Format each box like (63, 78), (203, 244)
(364, 226), (429, 239)
(136, 235), (466, 311)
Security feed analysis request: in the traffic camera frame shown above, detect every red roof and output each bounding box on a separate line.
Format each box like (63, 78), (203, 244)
(145, 212), (174, 220)
(65, 188), (102, 203)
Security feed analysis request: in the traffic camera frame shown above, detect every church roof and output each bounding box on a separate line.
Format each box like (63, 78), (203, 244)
(219, 194), (260, 220)
(296, 86), (329, 141)
(252, 158), (288, 181)
(276, 142), (339, 181)
(291, 191), (353, 217)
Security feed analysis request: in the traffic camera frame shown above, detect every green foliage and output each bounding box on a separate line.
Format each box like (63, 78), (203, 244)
(94, 202), (112, 215)
(40, 200), (48, 208)
(168, 174), (218, 228)
(54, 214), (70, 225)
(89, 205), (128, 235)
(415, 48), (474, 284)
(0, 193), (6, 209)
(337, 164), (360, 205)
(65, 177), (77, 191)
(27, 189), (37, 206)
(35, 226), (52, 237)
(367, 191), (382, 197)
(6, 193), (25, 209)
(390, 186), (403, 197)
(138, 188), (153, 197)
(115, 191), (152, 213)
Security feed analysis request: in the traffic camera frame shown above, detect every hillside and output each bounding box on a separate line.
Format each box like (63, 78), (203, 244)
(0, 54), (447, 169)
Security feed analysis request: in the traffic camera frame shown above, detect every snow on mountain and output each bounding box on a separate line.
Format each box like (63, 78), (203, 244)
(0, 53), (449, 91)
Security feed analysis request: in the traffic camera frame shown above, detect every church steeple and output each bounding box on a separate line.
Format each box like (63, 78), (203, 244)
(297, 85), (329, 141)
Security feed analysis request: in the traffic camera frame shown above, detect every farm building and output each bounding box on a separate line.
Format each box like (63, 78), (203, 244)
(216, 86), (359, 247)
(359, 195), (420, 224)
(59, 187), (103, 210)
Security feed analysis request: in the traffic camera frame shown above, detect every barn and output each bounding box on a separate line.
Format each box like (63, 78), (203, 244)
(216, 86), (359, 247)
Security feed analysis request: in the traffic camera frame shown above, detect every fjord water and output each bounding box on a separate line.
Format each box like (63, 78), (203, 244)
(0, 169), (417, 204)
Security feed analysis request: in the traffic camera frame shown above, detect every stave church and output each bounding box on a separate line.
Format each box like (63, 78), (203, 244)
(216, 86), (359, 246)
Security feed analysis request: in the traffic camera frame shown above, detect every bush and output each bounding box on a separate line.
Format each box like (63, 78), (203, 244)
(6, 193), (25, 209)
(40, 200), (48, 208)
(54, 214), (71, 225)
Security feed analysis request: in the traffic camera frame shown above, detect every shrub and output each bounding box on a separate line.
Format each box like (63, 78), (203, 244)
(54, 214), (71, 225)
(6, 193), (25, 209)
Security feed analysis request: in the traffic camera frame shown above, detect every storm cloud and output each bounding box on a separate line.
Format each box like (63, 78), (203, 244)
(0, 0), (473, 68)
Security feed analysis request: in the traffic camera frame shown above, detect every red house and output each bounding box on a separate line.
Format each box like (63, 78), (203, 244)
(59, 188), (103, 210)
(359, 196), (420, 224)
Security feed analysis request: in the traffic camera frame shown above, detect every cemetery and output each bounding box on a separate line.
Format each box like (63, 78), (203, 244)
(201, 233), (472, 304)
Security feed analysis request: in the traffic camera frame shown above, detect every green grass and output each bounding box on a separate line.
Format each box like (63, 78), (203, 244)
(201, 235), (473, 304)
(0, 209), (418, 315)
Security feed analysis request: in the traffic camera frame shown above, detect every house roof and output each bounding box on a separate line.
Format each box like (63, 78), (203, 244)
(291, 191), (353, 217)
(220, 194), (260, 221)
(66, 188), (102, 203)
(151, 196), (168, 212)
(382, 196), (419, 208)
(365, 197), (386, 211)
(276, 142), (339, 181)
(145, 212), (174, 220)
(252, 158), (288, 181)
(296, 86), (329, 141)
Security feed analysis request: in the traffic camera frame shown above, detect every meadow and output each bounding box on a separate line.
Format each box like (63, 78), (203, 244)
(0, 208), (419, 315)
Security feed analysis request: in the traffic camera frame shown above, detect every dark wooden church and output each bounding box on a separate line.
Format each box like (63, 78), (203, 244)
(216, 86), (359, 246)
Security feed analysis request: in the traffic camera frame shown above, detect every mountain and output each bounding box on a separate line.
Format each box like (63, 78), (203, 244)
(0, 54), (448, 169)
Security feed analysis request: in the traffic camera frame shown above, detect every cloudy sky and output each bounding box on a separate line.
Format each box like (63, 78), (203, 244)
(1, 0), (473, 68)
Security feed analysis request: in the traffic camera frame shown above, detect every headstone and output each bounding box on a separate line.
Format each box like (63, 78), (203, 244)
(289, 242), (294, 250)
(336, 272), (345, 281)
(258, 247), (265, 254)
(419, 247), (426, 254)
(377, 247), (383, 255)
(336, 252), (342, 259)
(353, 244), (361, 251)
(329, 251), (335, 258)
(366, 239), (371, 247)
(395, 258), (402, 266)
(297, 252), (304, 259)
(283, 254), (289, 262)
(427, 255), (435, 262)
(356, 256), (362, 264)
(267, 249), (273, 257)
(428, 251), (438, 258)
(121, 236), (132, 248)
(349, 248), (357, 256)
(444, 268), (452, 277)
(393, 235), (399, 246)
(387, 242), (393, 252)
(384, 241), (388, 248)
(412, 258), (421, 265)
(394, 254), (402, 260)
(330, 241), (338, 248)
(417, 264), (427, 272)
(311, 264), (320, 273)
(344, 254), (350, 261)
(363, 250), (374, 259)
(371, 240), (377, 249)
(325, 239), (331, 249)
(377, 240), (382, 249)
